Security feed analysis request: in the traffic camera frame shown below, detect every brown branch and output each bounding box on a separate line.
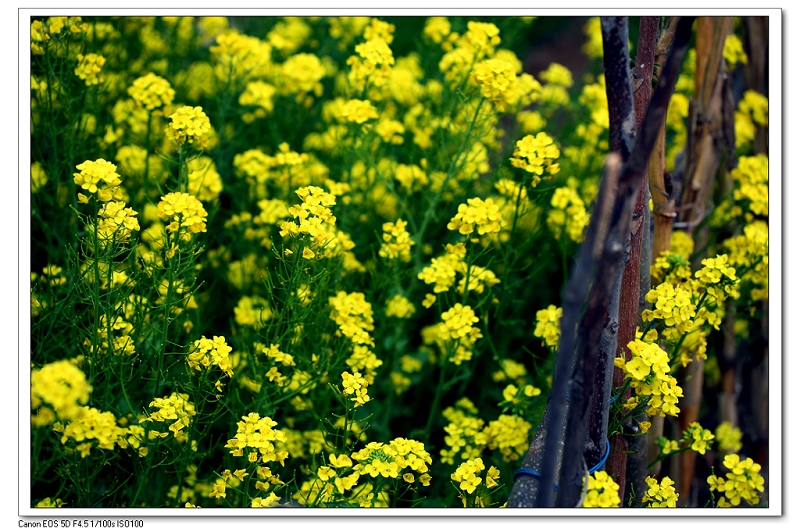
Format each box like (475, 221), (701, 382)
(605, 16), (659, 505)
(508, 15), (695, 507)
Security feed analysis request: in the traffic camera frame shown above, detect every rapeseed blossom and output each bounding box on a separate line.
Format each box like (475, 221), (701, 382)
(509, 132), (561, 187)
(715, 421), (743, 454)
(732, 154), (769, 217)
(582, 471), (621, 508)
(471, 58), (517, 110)
(616, 339), (683, 417)
(686, 422), (715, 454)
(547, 187), (589, 242)
(31, 360), (92, 425)
(158, 192), (208, 240)
(379, 219), (414, 262)
(188, 335), (234, 377)
(73, 159), (123, 204)
(341, 371), (370, 407)
(385, 294), (416, 319)
(55, 406), (127, 456)
(447, 197), (503, 237)
(533, 305), (562, 349)
(74, 53), (105, 86)
(95, 201), (140, 243)
(438, 303), (481, 341)
(451, 457), (485, 494)
(329, 291), (375, 346)
(723, 34), (748, 70)
(127, 73), (175, 110)
(642, 476), (679, 507)
(483, 414), (531, 462)
(707, 454), (765, 507)
(166, 106), (212, 147)
(225, 413), (288, 465)
(146, 392), (197, 443)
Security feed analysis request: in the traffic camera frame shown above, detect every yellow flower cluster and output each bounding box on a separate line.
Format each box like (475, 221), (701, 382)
(328, 291), (375, 346)
(127, 72), (175, 111)
(533, 304), (562, 350)
(642, 476), (679, 507)
(715, 422), (743, 454)
(732, 154), (769, 217)
(390, 355), (423, 395)
(146, 392), (197, 443)
(73, 158), (123, 204)
(385, 294), (415, 319)
(582, 17), (604, 60)
(439, 303), (481, 341)
(233, 295), (274, 329)
(239, 80), (277, 122)
(471, 59), (516, 107)
(379, 219), (414, 262)
(723, 220), (768, 301)
(492, 359), (528, 384)
(74, 53), (106, 86)
(501, 383), (541, 406)
(280, 53), (326, 105)
(210, 30), (273, 84)
(422, 16), (451, 46)
(268, 17), (312, 56)
(347, 18), (395, 95)
(451, 457), (487, 494)
(166, 105), (212, 147)
(351, 438), (432, 484)
(263, 343), (296, 368)
(87, 314), (136, 358)
(31, 161), (48, 193)
(31, 360), (92, 426)
(547, 186), (589, 243)
(483, 414), (532, 462)
(225, 412), (289, 465)
(35, 498), (65, 508)
(336, 99), (379, 124)
(31, 16), (88, 54)
(734, 91), (768, 150)
(96, 200), (140, 244)
(723, 34), (748, 70)
(157, 192), (208, 240)
(447, 197), (503, 237)
(685, 422), (715, 454)
(418, 244), (466, 294)
(510, 133), (561, 187)
(582, 471), (621, 508)
(341, 370), (371, 407)
(616, 339), (683, 417)
(187, 156), (223, 202)
(440, 399), (486, 465)
(695, 254), (740, 302)
(438, 21), (502, 84)
(188, 335), (234, 378)
(642, 282), (697, 335)
(707, 454), (765, 507)
(280, 185), (338, 253)
(54, 406), (127, 457)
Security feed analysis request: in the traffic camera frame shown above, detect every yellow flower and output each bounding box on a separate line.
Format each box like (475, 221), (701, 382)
(582, 471), (621, 508)
(74, 53), (106, 86)
(166, 106), (212, 147)
(128, 72), (175, 110)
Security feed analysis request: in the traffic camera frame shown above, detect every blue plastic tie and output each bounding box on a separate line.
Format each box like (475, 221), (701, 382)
(513, 468), (559, 490)
(588, 438), (611, 474)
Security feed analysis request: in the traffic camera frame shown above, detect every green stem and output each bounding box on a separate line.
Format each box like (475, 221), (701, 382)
(413, 98), (486, 270)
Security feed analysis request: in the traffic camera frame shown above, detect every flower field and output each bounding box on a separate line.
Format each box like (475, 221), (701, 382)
(27, 14), (771, 510)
